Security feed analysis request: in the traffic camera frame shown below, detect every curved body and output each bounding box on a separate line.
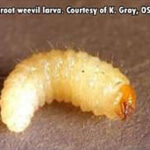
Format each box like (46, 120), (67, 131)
(0, 50), (135, 132)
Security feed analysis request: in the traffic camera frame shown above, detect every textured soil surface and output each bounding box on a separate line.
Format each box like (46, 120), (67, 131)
(0, 1), (150, 150)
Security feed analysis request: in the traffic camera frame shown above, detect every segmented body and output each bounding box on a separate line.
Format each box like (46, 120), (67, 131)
(0, 50), (135, 132)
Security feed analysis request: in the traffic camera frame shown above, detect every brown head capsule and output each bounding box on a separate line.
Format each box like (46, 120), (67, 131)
(116, 84), (136, 119)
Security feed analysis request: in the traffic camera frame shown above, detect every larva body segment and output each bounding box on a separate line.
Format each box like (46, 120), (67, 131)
(0, 50), (136, 132)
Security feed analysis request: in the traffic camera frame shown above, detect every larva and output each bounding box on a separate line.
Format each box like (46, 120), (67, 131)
(0, 49), (136, 132)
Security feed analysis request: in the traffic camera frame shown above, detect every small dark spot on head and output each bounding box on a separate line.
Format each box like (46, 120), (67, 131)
(82, 70), (85, 73)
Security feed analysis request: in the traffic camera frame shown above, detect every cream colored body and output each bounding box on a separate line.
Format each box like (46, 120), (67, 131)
(1, 50), (129, 132)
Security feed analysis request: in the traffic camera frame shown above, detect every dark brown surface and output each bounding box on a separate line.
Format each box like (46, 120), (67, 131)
(0, 0), (150, 150)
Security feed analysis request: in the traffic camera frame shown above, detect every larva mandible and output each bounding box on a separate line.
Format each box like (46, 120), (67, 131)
(0, 49), (136, 132)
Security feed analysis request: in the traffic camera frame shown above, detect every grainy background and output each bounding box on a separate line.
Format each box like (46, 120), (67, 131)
(0, 0), (150, 150)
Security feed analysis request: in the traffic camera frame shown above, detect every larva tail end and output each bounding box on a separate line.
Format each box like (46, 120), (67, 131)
(116, 84), (136, 120)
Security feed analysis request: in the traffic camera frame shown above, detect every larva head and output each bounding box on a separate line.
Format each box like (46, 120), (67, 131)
(115, 84), (136, 120)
